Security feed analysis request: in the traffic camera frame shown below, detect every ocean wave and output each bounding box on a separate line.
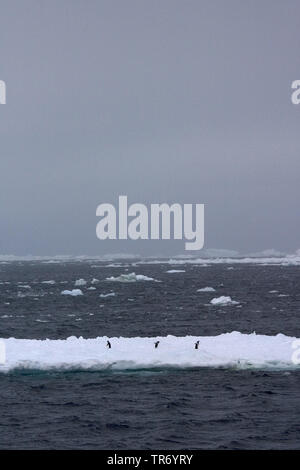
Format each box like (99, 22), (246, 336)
(0, 332), (299, 373)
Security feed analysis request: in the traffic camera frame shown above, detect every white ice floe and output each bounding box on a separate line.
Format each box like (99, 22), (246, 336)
(197, 287), (216, 292)
(61, 289), (83, 296)
(166, 270), (186, 273)
(210, 296), (239, 306)
(99, 292), (116, 298)
(106, 272), (157, 282)
(87, 287), (96, 291)
(74, 279), (87, 287)
(0, 332), (299, 372)
(41, 280), (56, 285)
(91, 278), (100, 284)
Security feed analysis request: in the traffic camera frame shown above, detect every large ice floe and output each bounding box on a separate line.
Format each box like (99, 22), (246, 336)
(0, 332), (299, 372)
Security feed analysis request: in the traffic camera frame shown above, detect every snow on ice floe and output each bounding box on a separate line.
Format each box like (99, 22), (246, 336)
(74, 279), (87, 287)
(91, 278), (100, 284)
(166, 270), (186, 273)
(41, 280), (56, 285)
(99, 292), (116, 298)
(197, 287), (216, 292)
(0, 332), (299, 372)
(210, 296), (239, 306)
(105, 272), (159, 282)
(61, 289), (83, 296)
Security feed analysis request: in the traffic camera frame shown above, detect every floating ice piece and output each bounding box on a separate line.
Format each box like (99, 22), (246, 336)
(99, 292), (116, 298)
(210, 296), (239, 306)
(197, 287), (216, 292)
(87, 287), (96, 291)
(61, 289), (83, 296)
(42, 280), (56, 285)
(106, 272), (157, 282)
(91, 278), (99, 284)
(74, 279), (87, 287)
(166, 270), (186, 273)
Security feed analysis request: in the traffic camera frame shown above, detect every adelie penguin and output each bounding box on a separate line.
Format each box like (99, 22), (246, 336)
(195, 340), (200, 350)
(154, 341), (160, 349)
(106, 340), (111, 349)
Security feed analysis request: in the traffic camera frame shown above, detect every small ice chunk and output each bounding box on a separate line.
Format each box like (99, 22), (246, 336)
(106, 272), (157, 282)
(166, 270), (186, 273)
(210, 296), (239, 306)
(61, 289), (83, 296)
(74, 279), (87, 287)
(197, 287), (216, 292)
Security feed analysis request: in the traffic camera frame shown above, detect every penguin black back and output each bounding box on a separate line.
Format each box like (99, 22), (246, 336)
(107, 340), (111, 349)
(195, 340), (200, 350)
(154, 341), (160, 349)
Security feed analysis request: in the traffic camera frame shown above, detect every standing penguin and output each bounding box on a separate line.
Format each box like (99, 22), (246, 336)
(107, 340), (111, 349)
(154, 341), (160, 349)
(195, 340), (200, 350)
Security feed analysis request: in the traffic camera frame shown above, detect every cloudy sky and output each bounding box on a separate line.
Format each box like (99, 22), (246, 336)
(0, 0), (299, 256)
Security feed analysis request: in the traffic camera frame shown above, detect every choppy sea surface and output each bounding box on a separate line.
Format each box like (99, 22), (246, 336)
(0, 259), (300, 449)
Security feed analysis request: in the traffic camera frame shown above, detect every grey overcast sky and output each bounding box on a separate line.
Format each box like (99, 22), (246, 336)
(0, 0), (299, 256)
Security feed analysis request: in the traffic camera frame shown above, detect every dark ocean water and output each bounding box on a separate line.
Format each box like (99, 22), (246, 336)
(0, 261), (300, 449)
